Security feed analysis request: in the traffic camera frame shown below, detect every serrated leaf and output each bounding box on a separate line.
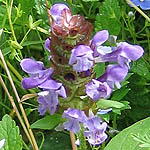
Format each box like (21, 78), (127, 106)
(31, 114), (64, 130)
(95, 0), (121, 35)
(0, 115), (22, 150)
(104, 117), (150, 150)
(96, 99), (125, 109)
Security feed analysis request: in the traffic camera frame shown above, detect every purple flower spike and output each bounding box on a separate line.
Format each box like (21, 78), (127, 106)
(69, 45), (94, 72)
(84, 116), (108, 145)
(50, 3), (70, 23)
(20, 58), (54, 89)
(130, 0), (150, 10)
(63, 108), (87, 133)
(95, 42), (144, 67)
(44, 38), (51, 51)
(98, 64), (129, 89)
(37, 79), (67, 115)
(91, 30), (109, 56)
(85, 79), (112, 101)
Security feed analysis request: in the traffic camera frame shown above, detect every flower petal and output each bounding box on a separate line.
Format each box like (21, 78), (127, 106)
(20, 58), (44, 74)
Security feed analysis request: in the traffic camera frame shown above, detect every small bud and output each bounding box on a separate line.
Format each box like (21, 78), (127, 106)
(29, 15), (33, 29)
(128, 11), (134, 17)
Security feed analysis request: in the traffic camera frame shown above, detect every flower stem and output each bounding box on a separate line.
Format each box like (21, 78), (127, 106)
(0, 49), (39, 150)
(126, 0), (150, 22)
(70, 131), (77, 150)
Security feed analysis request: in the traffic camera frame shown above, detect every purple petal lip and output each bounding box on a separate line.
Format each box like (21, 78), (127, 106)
(72, 45), (93, 57)
(91, 30), (109, 47)
(50, 3), (69, 22)
(63, 108), (87, 122)
(85, 79), (112, 101)
(63, 119), (80, 133)
(37, 91), (58, 115)
(69, 45), (94, 72)
(20, 58), (45, 74)
(38, 79), (62, 90)
(44, 38), (51, 51)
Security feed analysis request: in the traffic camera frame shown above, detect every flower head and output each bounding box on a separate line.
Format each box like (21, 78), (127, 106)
(83, 113), (107, 145)
(69, 45), (94, 72)
(63, 108), (87, 133)
(130, 0), (150, 10)
(20, 58), (54, 89)
(38, 79), (66, 115)
(85, 79), (112, 101)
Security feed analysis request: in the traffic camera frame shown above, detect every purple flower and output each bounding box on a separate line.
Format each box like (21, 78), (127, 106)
(85, 79), (112, 101)
(95, 42), (144, 67)
(90, 30), (109, 57)
(130, 0), (150, 10)
(50, 3), (70, 23)
(20, 58), (53, 89)
(69, 45), (94, 72)
(38, 79), (67, 115)
(83, 112), (107, 145)
(98, 64), (129, 89)
(44, 38), (51, 51)
(62, 108), (87, 133)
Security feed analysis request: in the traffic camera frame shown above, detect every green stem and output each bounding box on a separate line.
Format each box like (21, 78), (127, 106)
(6, 0), (23, 59)
(126, 0), (150, 22)
(79, 0), (88, 16)
(22, 140), (30, 150)
(78, 126), (87, 150)
(6, 61), (22, 80)
(0, 101), (11, 112)
(145, 28), (150, 56)
(20, 29), (31, 46)
(6, 0), (17, 41)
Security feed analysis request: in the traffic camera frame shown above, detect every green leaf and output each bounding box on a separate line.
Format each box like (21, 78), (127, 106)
(0, 114), (22, 150)
(104, 117), (150, 150)
(96, 99), (125, 109)
(95, 0), (121, 35)
(22, 40), (44, 46)
(131, 58), (150, 80)
(29, 15), (34, 29)
(93, 63), (105, 78)
(31, 114), (64, 130)
(111, 86), (130, 101)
